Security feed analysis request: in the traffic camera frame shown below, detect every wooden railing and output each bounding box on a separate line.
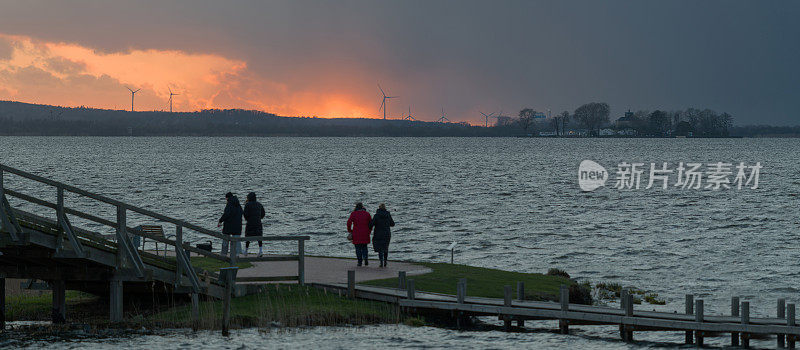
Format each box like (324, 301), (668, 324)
(0, 163), (309, 290)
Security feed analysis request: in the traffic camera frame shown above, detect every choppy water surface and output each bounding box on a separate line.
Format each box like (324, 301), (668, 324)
(1, 137), (798, 348)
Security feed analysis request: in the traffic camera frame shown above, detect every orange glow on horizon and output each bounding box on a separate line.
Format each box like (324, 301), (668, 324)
(0, 34), (373, 118)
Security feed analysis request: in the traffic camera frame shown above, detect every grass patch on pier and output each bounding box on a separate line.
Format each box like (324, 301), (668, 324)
(189, 256), (253, 271)
(148, 284), (400, 329)
(362, 262), (577, 302)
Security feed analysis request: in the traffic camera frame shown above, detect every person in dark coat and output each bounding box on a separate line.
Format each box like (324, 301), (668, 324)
(243, 192), (266, 256)
(218, 192), (243, 256)
(371, 203), (395, 267)
(347, 202), (372, 266)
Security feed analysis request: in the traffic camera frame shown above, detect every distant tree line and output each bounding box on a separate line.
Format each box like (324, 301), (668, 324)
(0, 100), (790, 138)
(0, 101), (513, 137)
(508, 103), (734, 137)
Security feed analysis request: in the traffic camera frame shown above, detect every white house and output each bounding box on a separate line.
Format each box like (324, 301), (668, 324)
(599, 128), (616, 136)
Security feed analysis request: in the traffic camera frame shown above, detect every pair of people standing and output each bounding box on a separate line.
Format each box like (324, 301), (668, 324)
(347, 203), (395, 267)
(218, 192), (266, 256)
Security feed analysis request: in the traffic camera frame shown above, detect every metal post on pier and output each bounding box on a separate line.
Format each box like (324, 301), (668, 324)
(695, 299), (704, 346)
(741, 301), (750, 348)
(448, 241), (456, 264)
(407, 279), (415, 300)
(731, 296), (740, 346)
(779, 298), (787, 348)
(685, 294), (694, 344)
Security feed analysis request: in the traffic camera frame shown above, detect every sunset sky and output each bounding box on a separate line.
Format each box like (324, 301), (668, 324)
(0, 1), (798, 124)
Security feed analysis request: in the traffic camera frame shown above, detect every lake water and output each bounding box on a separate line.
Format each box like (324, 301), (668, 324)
(1, 136), (798, 348)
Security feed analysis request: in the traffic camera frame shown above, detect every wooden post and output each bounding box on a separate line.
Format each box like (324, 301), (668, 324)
(222, 271), (233, 337)
(0, 277), (5, 330)
(503, 285), (512, 331)
(55, 187), (66, 251)
(779, 298), (787, 348)
(457, 278), (467, 303)
(516, 281), (525, 327)
(191, 293), (200, 332)
(116, 205), (126, 269)
(695, 299), (704, 346)
(620, 289), (628, 310)
(619, 289), (628, 340)
(457, 280), (465, 304)
(788, 303), (796, 350)
(347, 270), (355, 299)
(175, 225), (183, 282)
(407, 279), (415, 300)
(731, 296), (740, 346)
(623, 292), (633, 342)
(109, 280), (123, 322)
(559, 284), (569, 334)
(51, 280), (66, 324)
(398, 271), (406, 290)
(685, 294), (694, 344)
(229, 235), (238, 265)
(298, 239), (305, 285)
(741, 301), (750, 348)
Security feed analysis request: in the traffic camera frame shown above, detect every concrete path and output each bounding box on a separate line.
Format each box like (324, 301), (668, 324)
(237, 256), (432, 284)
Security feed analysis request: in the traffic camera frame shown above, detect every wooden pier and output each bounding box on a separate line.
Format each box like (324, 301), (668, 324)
(0, 163), (308, 326)
(315, 271), (800, 349)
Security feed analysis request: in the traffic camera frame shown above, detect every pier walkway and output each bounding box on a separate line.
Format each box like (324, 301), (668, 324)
(316, 272), (800, 349)
(0, 163), (306, 324)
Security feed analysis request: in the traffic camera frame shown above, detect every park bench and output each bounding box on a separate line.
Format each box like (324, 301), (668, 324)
(139, 224), (165, 257)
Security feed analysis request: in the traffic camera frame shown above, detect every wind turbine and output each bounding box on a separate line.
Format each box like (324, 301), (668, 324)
(403, 106), (416, 121)
(480, 111), (495, 127)
(126, 87), (141, 112)
(378, 84), (398, 120)
(168, 87), (179, 113)
(436, 108), (450, 123)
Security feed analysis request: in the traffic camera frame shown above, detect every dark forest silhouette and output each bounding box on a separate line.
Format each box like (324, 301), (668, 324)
(0, 100), (790, 137)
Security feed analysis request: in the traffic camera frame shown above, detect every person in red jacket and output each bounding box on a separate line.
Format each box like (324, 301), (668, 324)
(347, 202), (373, 266)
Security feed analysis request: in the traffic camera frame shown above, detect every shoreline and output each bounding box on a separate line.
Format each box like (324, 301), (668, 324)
(1, 260), (670, 337)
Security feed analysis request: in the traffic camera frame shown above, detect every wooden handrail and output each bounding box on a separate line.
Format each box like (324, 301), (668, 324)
(0, 164), (229, 239)
(1, 162), (309, 285)
(233, 235), (311, 242)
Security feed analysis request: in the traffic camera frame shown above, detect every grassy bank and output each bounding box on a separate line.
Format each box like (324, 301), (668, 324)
(4, 261), (598, 330)
(147, 284), (400, 329)
(362, 262), (578, 302)
(6, 290), (100, 320)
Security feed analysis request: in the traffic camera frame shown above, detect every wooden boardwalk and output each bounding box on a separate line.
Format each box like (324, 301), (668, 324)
(0, 163), (308, 325)
(315, 271), (800, 349)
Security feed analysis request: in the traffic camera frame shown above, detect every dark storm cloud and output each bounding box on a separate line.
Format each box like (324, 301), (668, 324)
(0, 0), (797, 124)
